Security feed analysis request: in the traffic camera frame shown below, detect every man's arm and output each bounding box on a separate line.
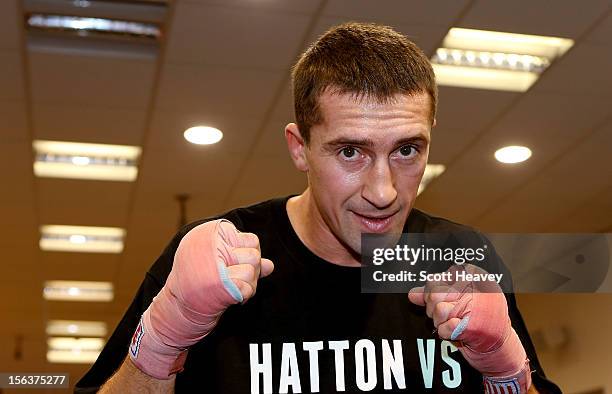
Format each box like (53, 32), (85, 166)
(99, 357), (174, 394)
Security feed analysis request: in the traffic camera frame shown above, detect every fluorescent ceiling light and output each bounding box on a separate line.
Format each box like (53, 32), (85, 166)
(184, 126), (224, 145)
(40, 225), (125, 253)
(43, 280), (114, 302)
(33, 140), (141, 182)
(432, 28), (573, 92)
(46, 320), (108, 337)
(47, 337), (104, 364)
(495, 145), (532, 164)
(418, 164), (445, 195)
(444, 28), (573, 58)
(433, 64), (538, 92)
(27, 14), (161, 39)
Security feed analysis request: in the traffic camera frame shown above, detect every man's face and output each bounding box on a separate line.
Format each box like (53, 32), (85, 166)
(304, 90), (432, 254)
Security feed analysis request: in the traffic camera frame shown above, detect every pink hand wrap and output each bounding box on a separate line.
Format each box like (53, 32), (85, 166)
(447, 289), (532, 392)
(129, 220), (243, 379)
(410, 265), (532, 393)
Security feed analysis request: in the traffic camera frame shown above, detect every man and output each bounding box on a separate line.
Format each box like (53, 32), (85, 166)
(76, 23), (560, 393)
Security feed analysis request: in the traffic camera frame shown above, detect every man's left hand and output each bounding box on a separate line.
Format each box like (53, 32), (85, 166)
(408, 264), (533, 393)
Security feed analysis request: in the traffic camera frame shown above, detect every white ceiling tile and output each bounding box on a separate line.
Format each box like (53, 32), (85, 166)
(134, 110), (253, 200)
(484, 93), (612, 154)
(532, 43), (612, 98)
(585, 11), (612, 45)
(135, 145), (246, 198)
(166, 3), (311, 69)
(547, 184), (612, 232)
(270, 83), (294, 122)
(147, 109), (261, 154)
(156, 64), (284, 117)
(0, 50), (24, 100)
(323, 0), (469, 27)
(459, 0), (610, 38)
(37, 178), (132, 226)
(33, 104), (147, 146)
(0, 100), (28, 142)
(428, 126), (482, 165)
(475, 120), (612, 231)
(252, 118), (290, 156)
(40, 253), (120, 282)
(225, 154), (306, 209)
(415, 148), (542, 226)
(0, 138), (38, 254)
(435, 86), (519, 136)
(416, 93), (612, 226)
(29, 53), (156, 109)
(0, 0), (20, 50)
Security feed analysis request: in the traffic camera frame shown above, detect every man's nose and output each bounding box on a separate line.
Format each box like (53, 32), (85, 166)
(362, 160), (397, 209)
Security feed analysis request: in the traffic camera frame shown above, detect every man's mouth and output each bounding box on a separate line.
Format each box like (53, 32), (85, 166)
(351, 211), (397, 233)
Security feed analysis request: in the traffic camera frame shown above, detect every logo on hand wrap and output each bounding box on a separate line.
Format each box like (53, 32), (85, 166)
(130, 317), (145, 358)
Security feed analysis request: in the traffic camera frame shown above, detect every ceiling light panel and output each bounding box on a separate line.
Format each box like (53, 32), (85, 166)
(432, 28), (574, 92)
(23, 1), (168, 58)
(46, 320), (108, 337)
(27, 14), (161, 39)
(43, 280), (114, 302)
(47, 337), (104, 364)
(40, 225), (125, 253)
(33, 140), (141, 182)
(23, 0), (168, 24)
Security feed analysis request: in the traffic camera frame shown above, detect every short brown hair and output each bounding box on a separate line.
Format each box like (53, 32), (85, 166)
(291, 22), (437, 144)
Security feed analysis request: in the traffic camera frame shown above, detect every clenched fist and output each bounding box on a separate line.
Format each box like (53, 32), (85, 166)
(129, 219), (274, 379)
(408, 265), (532, 393)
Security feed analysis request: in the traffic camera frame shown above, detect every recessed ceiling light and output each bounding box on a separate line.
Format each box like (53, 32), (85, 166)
(495, 145), (532, 164)
(432, 28), (573, 92)
(40, 225), (125, 253)
(46, 320), (108, 337)
(33, 140), (141, 182)
(418, 164), (446, 195)
(47, 337), (104, 364)
(43, 280), (114, 302)
(184, 126), (223, 145)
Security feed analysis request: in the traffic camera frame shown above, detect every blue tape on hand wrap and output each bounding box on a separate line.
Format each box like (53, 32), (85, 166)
(217, 261), (243, 303)
(450, 316), (470, 341)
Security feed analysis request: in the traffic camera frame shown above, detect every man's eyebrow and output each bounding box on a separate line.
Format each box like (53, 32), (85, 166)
(322, 134), (429, 150)
(323, 138), (375, 149)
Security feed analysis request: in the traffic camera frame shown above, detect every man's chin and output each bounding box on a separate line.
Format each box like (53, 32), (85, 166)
(346, 230), (401, 258)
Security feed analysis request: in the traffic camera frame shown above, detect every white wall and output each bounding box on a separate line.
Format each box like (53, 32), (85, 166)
(518, 294), (612, 394)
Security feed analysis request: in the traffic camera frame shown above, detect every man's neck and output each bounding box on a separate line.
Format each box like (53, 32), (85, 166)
(286, 190), (361, 267)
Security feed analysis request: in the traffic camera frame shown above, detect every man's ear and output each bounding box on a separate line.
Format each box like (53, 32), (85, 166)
(285, 123), (308, 172)
(432, 117), (437, 128)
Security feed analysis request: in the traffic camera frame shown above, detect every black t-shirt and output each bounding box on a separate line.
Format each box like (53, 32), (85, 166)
(76, 196), (561, 393)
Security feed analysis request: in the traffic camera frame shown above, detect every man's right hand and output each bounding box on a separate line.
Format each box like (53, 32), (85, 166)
(128, 219), (274, 379)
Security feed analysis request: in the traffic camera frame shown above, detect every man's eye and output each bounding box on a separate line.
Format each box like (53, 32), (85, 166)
(340, 146), (358, 159)
(398, 145), (417, 157)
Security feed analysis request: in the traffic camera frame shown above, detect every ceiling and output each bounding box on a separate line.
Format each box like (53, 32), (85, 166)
(0, 0), (610, 390)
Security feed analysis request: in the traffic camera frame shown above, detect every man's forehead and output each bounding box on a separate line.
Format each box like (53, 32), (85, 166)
(317, 89), (432, 122)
